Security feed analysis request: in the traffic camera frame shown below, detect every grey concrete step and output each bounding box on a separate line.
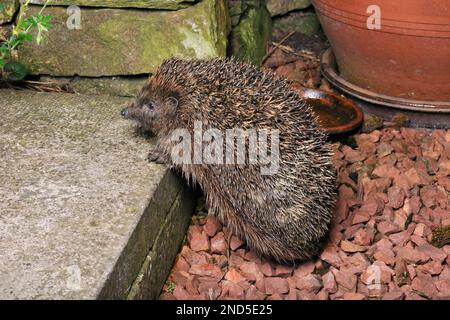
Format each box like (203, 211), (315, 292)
(0, 89), (194, 299)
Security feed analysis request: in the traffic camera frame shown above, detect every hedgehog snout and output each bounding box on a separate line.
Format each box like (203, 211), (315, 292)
(121, 107), (129, 118)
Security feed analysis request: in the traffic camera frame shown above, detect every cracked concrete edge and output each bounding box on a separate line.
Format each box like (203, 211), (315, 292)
(96, 170), (185, 299)
(126, 184), (196, 300)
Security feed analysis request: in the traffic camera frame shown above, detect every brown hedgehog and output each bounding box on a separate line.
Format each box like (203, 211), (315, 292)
(121, 57), (337, 263)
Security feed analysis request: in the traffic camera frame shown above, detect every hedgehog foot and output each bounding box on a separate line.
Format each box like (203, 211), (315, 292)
(147, 150), (169, 164)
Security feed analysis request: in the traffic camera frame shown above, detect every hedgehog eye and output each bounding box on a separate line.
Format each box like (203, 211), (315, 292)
(145, 101), (156, 110)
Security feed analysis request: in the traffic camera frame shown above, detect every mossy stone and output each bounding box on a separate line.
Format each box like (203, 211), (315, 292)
(229, 1), (271, 66)
(0, 0), (18, 24)
(19, 0), (230, 76)
(227, 0), (246, 26)
(273, 12), (320, 36)
(40, 75), (148, 97)
(227, 0), (261, 26)
(29, 0), (196, 10)
(431, 226), (450, 248)
(266, 0), (311, 17)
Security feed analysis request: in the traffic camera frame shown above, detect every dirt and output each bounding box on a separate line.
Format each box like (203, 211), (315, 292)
(263, 30), (330, 91)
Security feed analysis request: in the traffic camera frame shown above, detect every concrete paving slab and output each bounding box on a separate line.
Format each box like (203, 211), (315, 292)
(0, 89), (193, 299)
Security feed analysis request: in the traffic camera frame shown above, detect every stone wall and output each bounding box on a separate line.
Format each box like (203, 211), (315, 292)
(227, 0), (271, 65)
(268, 0), (320, 36)
(266, 0), (311, 17)
(0, 0), (18, 24)
(0, 0), (276, 95)
(29, 0), (197, 10)
(19, 0), (230, 77)
(0, 0), (320, 96)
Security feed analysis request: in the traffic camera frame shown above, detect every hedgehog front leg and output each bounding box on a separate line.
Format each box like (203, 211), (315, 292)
(147, 149), (170, 164)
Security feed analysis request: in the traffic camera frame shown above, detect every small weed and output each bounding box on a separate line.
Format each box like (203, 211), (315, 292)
(0, 0), (53, 81)
(165, 280), (175, 294)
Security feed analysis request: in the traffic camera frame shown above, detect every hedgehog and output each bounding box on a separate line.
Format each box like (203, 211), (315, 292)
(121, 57), (337, 263)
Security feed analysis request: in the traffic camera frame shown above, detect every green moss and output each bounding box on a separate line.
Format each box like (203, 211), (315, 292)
(228, 0), (245, 24)
(362, 115), (384, 133)
(431, 226), (450, 248)
(266, 0), (311, 17)
(273, 12), (320, 36)
(18, 0), (230, 76)
(165, 280), (175, 294)
(230, 3), (271, 66)
(391, 113), (410, 128)
(29, 0), (196, 10)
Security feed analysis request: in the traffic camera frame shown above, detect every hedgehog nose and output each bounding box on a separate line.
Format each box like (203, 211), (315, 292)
(121, 108), (129, 118)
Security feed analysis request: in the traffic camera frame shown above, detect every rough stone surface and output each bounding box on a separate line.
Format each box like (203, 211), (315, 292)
(273, 12), (320, 36)
(19, 0), (230, 76)
(227, 0), (246, 26)
(30, 0), (196, 10)
(40, 76), (147, 97)
(0, 0), (18, 24)
(0, 89), (192, 299)
(229, 0), (271, 65)
(266, 0), (311, 17)
(127, 187), (195, 300)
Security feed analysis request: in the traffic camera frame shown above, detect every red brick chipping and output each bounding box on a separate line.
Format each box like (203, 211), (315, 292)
(161, 128), (450, 300)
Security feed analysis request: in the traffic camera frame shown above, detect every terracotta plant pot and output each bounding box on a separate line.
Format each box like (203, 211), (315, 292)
(312, 0), (450, 102)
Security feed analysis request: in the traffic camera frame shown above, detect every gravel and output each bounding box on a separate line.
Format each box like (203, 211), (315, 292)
(161, 127), (450, 300)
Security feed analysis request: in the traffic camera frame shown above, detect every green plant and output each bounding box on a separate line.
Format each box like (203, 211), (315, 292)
(165, 280), (175, 294)
(0, 0), (52, 81)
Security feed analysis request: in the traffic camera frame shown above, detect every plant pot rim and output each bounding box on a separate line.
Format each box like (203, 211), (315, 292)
(321, 48), (450, 113)
(298, 88), (364, 135)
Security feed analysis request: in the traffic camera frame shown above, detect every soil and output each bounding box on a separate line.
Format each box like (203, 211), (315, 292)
(263, 29), (330, 91)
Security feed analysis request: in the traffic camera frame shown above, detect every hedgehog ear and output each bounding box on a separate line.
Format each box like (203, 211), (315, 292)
(167, 96), (179, 114)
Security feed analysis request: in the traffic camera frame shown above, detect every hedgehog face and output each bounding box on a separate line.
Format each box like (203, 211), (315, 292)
(121, 86), (178, 134)
(121, 99), (157, 132)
